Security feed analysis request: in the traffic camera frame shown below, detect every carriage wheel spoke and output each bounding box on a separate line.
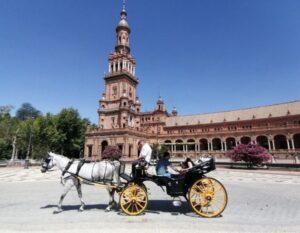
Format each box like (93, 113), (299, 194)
(136, 201), (145, 209)
(120, 185), (148, 216)
(125, 202), (133, 211)
(189, 177), (228, 218)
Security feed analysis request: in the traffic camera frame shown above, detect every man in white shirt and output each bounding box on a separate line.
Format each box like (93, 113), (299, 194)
(132, 140), (152, 176)
(138, 140), (152, 163)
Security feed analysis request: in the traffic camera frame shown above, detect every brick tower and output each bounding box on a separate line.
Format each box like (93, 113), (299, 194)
(98, 3), (141, 131)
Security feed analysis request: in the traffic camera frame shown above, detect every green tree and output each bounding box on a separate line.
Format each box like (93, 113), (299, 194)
(0, 107), (20, 160)
(16, 103), (41, 120)
(53, 108), (88, 158)
(1, 104), (90, 160)
(30, 114), (57, 159)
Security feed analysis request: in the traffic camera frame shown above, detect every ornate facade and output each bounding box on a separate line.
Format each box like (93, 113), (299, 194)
(85, 4), (300, 162)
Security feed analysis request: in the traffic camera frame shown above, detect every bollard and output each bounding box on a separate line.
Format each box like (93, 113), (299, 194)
(24, 159), (29, 169)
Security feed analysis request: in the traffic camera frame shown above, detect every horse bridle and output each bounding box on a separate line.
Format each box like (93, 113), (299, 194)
(41, 156), (54, 172)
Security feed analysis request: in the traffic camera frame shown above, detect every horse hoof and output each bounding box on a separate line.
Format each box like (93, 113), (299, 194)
(105, 208), (111, 212)
(78, 208), (84, 212)
(53, 209), (62, 214)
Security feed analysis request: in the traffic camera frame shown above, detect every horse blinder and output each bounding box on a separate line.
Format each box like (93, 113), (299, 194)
(41, 157), (51, 173)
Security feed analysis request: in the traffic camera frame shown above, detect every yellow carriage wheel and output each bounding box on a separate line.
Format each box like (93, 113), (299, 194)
(119, 184), (148, 216)
(188, 177), (228, 218)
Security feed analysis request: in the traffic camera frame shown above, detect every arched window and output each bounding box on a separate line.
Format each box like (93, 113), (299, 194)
(212, 138), (222, 150)
(226, 137), (236, 150)
(101, 141), (108, 154)
(274, 135), (287, 150)
(199, 139), (208, 151)
(175, 139), (183, 151)
(241, 136), (251, 145)
(293, 133), (300, 149)
(187, 139), (195, 151)
(257, 136), (269, 149)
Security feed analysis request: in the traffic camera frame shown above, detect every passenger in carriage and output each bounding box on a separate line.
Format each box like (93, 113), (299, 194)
(179, 157), (195, 174)
(155, 151), (179, 178)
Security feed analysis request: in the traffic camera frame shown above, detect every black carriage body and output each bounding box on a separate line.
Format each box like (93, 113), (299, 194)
(120, 158), (228, 217)
(132, 158), (216, 197)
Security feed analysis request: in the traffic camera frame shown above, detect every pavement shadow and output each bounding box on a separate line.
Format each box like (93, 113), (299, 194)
(145, 200), (223, 218)
(146, 200), (190, 214)
(117, 200), (200, 218)
(41, 201), (224, 218)
(40, 204), (108, 211)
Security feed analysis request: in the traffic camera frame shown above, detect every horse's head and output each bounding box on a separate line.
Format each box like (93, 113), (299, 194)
(41, 153), (56, 173)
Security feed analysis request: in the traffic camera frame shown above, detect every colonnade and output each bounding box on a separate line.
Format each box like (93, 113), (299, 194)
(164, 133), (300, 153)
(108, 59), (135, 75)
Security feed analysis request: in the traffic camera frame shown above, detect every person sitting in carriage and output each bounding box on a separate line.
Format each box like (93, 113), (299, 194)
(179, 157), (195, 174)
(155, 151), (179, 178)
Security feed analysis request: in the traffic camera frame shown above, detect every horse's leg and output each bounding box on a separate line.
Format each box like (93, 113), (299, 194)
(75, 179), (85, 212)
(105, 187), (117, 212)
(53, 178), (74, 214)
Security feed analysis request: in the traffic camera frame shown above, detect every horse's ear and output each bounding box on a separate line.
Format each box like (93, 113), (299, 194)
(48, 152), (54, 156)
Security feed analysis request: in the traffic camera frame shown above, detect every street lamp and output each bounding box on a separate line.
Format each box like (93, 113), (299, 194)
(24, 116), (34, 169)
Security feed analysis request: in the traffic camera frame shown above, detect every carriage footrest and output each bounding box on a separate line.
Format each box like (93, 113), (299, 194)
(120, 173), (132, 181)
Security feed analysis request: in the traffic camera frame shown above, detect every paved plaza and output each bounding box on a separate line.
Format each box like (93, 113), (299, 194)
(0, 166), (299, 233)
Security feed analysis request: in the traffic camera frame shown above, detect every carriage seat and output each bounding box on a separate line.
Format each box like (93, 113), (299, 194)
(120, 173), (133, 182)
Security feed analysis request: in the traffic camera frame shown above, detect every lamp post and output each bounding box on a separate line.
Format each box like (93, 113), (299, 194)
(24, 116), (33, 169)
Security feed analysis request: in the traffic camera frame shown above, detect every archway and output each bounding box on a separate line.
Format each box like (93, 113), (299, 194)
(257, 135), (269, 149)
(226, 137), (236, 150)
(274, 135), (288, 150)
(164, 140), (172, 151)
(212, 138), (222, 151)
(175, 139), (183, 151)
(187, 139), (195, 151)
(101, 140), (108, 154)
(199, 139), (208, 150)
(293, 133), (300, 149)
(241, 136), (251, 145)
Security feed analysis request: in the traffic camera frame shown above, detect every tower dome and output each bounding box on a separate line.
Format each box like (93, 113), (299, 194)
(116, 4), (131, 33)
(157, 96), (164, 104)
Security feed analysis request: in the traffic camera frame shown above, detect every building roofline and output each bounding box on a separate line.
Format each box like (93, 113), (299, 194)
(176, 100), (300, 118)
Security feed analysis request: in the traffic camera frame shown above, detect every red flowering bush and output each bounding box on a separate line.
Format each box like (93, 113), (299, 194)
(102, 145), (122, 160)
(226, 143), (272, 168)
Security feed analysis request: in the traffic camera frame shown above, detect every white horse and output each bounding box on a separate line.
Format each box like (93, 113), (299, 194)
(41, 152), (121, 214)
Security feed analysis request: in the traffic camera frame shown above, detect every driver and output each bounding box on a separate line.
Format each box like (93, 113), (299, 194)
(132, 140), (152, 176)
(137, 140), (152, 163)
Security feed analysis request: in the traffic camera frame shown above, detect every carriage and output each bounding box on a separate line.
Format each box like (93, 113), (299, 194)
(118, 158), (228, 217)
(41, 153), (228, 217)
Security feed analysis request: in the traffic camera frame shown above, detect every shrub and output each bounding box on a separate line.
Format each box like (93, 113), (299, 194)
(226, 143), (272, 168)
(102, 145), (122, 160)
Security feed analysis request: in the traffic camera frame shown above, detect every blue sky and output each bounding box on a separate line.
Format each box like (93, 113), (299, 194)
(1, 0), (300, 124)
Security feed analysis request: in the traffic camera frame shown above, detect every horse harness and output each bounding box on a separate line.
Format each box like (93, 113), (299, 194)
(62, 159), (120, 183)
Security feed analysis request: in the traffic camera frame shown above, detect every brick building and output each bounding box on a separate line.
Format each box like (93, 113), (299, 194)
(84, 4), (300, 162)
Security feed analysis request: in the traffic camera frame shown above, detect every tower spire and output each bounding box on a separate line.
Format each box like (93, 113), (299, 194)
(106, 1), (136, 78)
(123, 0), (126, 11)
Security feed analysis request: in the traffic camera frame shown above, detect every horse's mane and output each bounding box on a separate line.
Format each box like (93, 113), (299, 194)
(49, 152), (69, 159)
